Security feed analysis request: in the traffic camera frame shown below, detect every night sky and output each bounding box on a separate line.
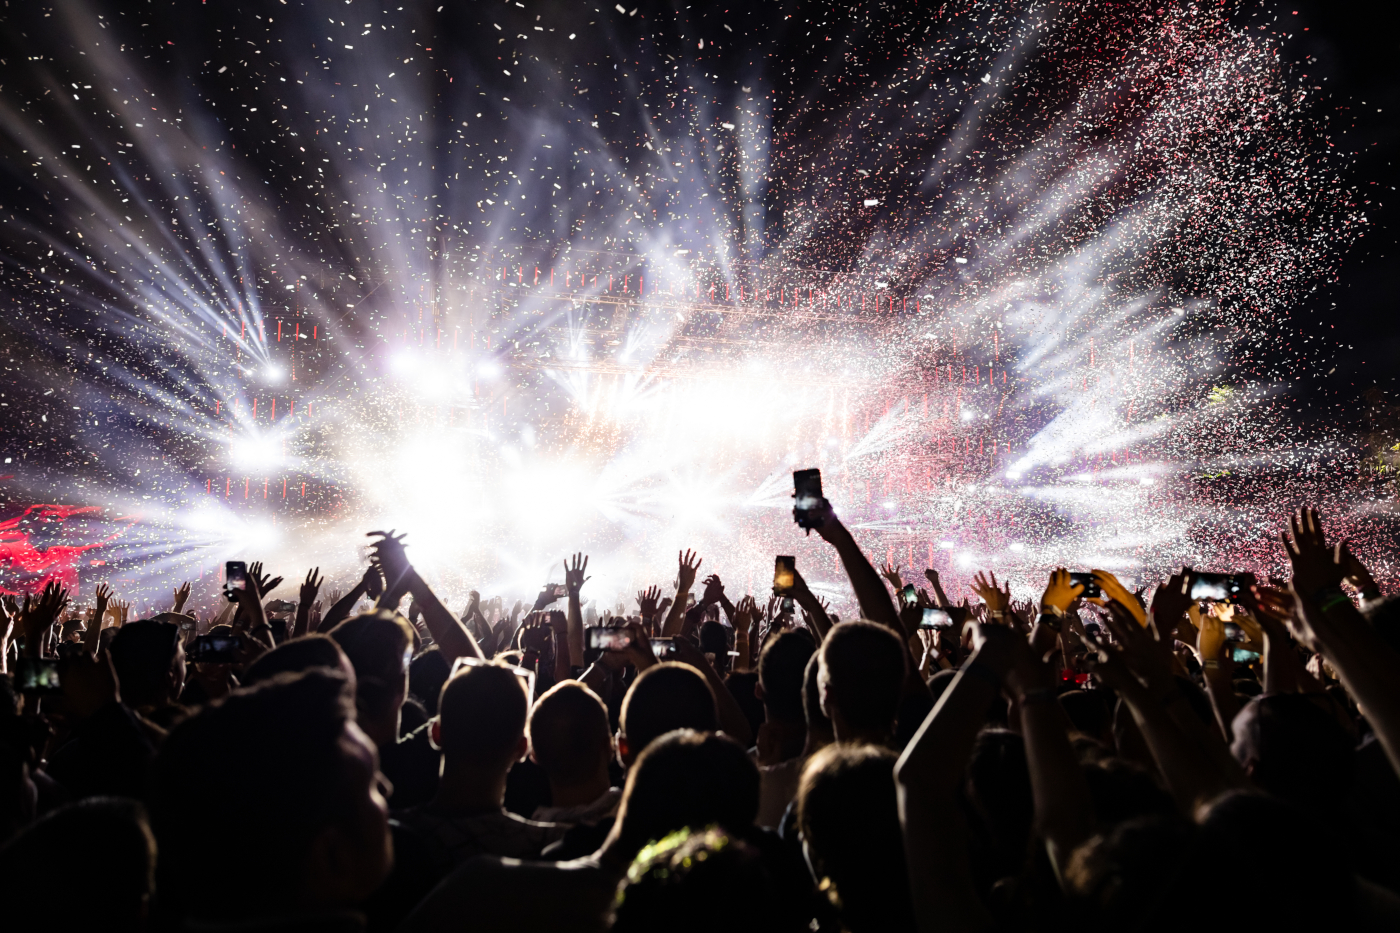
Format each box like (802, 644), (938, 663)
(0, 0), (1394, 605)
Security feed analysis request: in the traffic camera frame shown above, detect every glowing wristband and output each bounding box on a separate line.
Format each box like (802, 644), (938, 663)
(1314, 588), (1351, 613)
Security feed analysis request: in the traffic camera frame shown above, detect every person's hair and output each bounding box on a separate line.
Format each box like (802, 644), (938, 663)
(797, 743), (915, 933)
(698, 619), (730, 659)
(0, 797), (155, 932)
(758, 630), (816, 724)
(409, 645), (451, 716)
(1059, 689), (1111, 740)
(619, 662), (718, 756)
(610, 826), (781, 933)
(242, 634), (348, 686)
(528, 680), (612, 785)
(1081, 757), (1176, 828)
(1195, 791), (1349, 928)
(150, 669), (358, 921)
(436, 662), (528, 766)
(327, 610), (414, 722)
(818, 621), (906, 736)
(1230, 693), (1355, 808)
(613, 730), (758, 860)
(109, 620), (181, 707)
(1065, 815), (1196, 932)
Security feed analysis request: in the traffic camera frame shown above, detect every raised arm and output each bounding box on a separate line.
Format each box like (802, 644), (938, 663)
(670, 634), (754, 748)
(321, 565), (379, 632)
(660, 549), (702, 637)
(895, 626), (1009, 933)
(369, 531), (482, 662)
(811, 500), (900, 630)
(1007, 614), (1094, 878)
(564, 553), (590, 668)
(1283, 508), (1400, 778)
(292, 567), (324, 639)
(790, 568), (833, 642)
(83, 584), (112, 659)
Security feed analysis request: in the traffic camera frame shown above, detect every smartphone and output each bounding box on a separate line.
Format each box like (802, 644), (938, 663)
(552, 583), (569, 599)
(225, 560), (248, 594)
(651, 637), (679, 660)
(1069, 572), (1101, 599)
(586, 627), (632, 652)
(773, 556), (796, 596)
(781, 597), (795, 614)
(792, 469), (825, 529)
(1232, 648), (1261, 664)
(901, 584), (918, 607)
(188, 634), (245, 663)
(15, 657), (62, 694)
(1222, 622), (1247, 643)
(1189, 572), (1244, 602)
(921, 608), (953, 629)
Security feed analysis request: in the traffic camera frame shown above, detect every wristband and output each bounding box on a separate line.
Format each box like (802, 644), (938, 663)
(1020, 688), (1057, 706)
(988, 609), (1009, 621)
(1202, 659), (1222, 670)
(1039, 603), (1065, 618)
(1316, 588), (1352, 613)
(962, 658), (1002, 687)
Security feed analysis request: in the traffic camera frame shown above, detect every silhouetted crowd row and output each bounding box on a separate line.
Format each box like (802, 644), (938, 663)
(2, 502), (1400, 932)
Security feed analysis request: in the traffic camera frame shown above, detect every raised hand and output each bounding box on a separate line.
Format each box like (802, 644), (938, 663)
(360, 564), (385, 601)
(1281, 507), (1344, 598)
(1149, 573), (1191, 638)
(677, 549), (702, 593)
(300, 567), (324, 606)
(84, 583), (115, 657)
(1097, 597), (1175, 694)
(518, 612), (554, 655)
(172, 581), (192, 613)
(636, 586), (661, 620)
(701, 574), (725, 606)
(1338, 540), (1381, 599)
(1040, 568), (1084, 614)
(366, 530), (411, 591)
(1092, 570), (1147, 627)
(247, 561), (283, 601)
(880, 562), (904, 591)
(565, 552), (591, 595)
(294, 567), (326, 638)
(971, 571), (1010, 614)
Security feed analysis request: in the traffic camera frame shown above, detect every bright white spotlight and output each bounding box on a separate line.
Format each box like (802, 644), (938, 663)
(263, 364), (286, 383)
(1009, 542), (1025, 552)
(477, 358), (503, 380)
(230, 435), (283, 470)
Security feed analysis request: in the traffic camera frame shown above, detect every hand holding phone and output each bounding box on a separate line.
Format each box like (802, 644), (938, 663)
(773, 556), (796, 596)
(921, 608), (953, 629)
(1189, 572), (1244, 603)
(792, 469), (826, 530)
(586, 626), (632, 652)
(225, 561), (248, 599)
(188, 634), (246, 664)
(1068, 572), (1101, 599)
(651, 637), (679, 660)
(14, 657), (62, 694)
